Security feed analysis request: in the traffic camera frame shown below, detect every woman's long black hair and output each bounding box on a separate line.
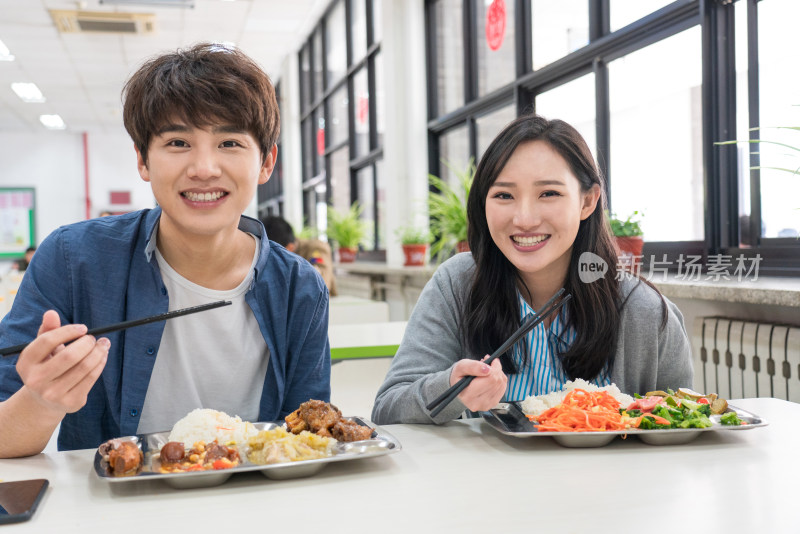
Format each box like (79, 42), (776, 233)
(463, 114), (621, 380)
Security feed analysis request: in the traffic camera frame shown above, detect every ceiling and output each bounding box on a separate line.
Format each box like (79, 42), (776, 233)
(0, 0), (329, 134)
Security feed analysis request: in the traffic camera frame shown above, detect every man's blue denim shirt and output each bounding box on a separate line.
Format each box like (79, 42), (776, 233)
(0, 208), (331, 450)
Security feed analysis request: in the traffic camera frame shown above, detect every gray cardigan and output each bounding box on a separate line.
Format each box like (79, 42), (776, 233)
(371, 253), (694, 424)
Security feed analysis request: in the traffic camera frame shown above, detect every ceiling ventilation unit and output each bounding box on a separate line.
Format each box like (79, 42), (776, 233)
(49, 9), (156, 34)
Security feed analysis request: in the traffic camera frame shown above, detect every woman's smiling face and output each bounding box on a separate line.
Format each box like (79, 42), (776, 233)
(485, 139), (600, 289)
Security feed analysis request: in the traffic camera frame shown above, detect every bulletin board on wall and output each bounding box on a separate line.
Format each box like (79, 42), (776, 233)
(0, 188), (36, 259)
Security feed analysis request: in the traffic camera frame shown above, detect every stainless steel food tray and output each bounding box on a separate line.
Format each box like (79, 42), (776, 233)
(482, 402), (768, 448)
(94, 417), (400, 489)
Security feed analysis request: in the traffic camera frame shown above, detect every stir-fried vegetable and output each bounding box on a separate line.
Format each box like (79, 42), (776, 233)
(720, 411), (743, 426)
(622, 389), (741, 429)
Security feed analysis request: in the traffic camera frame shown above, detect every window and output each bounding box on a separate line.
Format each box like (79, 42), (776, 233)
(531, 0), (589, 71)
(608, 27), (703, 242)
(741, 0), (800, 242)
(313, 29), (324, 96)
(330, 146), (351, 214)
(475, 0), (516, 97)
(257, 83), (284, 217)
(433, 0), (465, 116)
(327, 85), (349, 148)
(297, 0), (385, 252)
(439, 124), (470, 185)
(326, 2), (347, 87)
(610, 0), (674, 33)
(427, 0), (799, 275)
(351, 0), (368, 62)
(300, 46), (312, 111)
(353, 67), (370, 158)
(374, 52), (385, 149)
(356, 165), (376, 248)
(535, 73), (596, 161)
(476, 104), (516, 159)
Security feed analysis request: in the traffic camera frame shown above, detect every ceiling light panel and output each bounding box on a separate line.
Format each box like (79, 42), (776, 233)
(11, 82), (46, 103)
(0, 39), (14, 61)
(39, 114), (66, 130)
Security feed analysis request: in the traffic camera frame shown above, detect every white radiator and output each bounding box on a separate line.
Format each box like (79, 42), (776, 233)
(692, 317), (800, 402)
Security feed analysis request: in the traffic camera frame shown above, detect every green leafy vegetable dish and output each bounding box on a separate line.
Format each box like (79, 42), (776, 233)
(621, 388), (745, 430)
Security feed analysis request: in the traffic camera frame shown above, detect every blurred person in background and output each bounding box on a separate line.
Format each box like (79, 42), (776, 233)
(295, 239), (338, 297)
(11, 246), (36, 272)
(261, 215), (297, 252)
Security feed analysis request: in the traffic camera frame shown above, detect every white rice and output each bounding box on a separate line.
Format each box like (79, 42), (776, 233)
(519, 379), (635, 417)
(167, 409), (257, 446)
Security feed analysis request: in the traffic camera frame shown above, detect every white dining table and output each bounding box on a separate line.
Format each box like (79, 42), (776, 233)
(0, 397), (797, 533)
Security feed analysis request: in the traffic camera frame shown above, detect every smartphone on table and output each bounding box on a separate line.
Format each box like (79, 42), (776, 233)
(0, 479), (49, 525)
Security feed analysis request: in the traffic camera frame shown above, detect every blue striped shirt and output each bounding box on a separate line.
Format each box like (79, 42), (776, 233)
(504, 293), (610, 402)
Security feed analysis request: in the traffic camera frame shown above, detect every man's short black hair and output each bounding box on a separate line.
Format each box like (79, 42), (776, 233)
(261, 216), (296, 248)
(122, 42), (279, 165)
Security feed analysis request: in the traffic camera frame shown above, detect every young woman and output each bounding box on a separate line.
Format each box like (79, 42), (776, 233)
(371, 114), (693, 424)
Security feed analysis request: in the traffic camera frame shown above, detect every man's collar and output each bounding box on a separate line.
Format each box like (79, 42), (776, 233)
(143, 208), (270, 264)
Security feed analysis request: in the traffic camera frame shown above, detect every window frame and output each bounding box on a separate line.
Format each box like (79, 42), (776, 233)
(424, 0), (800, 276)
(292, 0), (385, 254)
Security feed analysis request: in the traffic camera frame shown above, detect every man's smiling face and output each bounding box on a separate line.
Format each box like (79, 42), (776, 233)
(137, 121), (274, 240)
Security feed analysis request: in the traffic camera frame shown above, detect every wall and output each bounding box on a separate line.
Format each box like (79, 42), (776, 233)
(86, 130), (154, 217)
(672, 298), (800, 332)
(0, 128), (153, 248)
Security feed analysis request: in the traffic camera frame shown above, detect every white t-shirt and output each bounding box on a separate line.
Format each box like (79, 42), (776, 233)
(137, 233), (269, 434)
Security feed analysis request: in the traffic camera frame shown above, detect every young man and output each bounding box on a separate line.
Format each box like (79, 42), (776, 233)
(0, 43), (331, 457)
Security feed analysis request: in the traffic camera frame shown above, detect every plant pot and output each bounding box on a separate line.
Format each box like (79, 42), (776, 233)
(456, 241), (470, 253)
(338, 247), (358, 263)
(402, 244), (429, 266)
(615, 236), (644, 273)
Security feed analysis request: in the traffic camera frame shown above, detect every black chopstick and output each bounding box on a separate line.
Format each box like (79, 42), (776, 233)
(426, 289), (571, 418)
(0, 300), (232, 357)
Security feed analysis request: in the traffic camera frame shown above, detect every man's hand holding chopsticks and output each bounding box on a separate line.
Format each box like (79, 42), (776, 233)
(17, 310), (109, 417)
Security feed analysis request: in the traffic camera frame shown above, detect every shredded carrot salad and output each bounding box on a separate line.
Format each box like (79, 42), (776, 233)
(530, 389), (627, 432)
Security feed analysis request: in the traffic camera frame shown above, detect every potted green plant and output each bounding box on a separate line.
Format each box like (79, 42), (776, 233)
(428, 158), (476, 259)
(716, 119), (800, 179)
(716, 119), (799, 240)
(327, 203), (367, 263)
(396, 226), (433, 266)
(606, 210), (644, 272)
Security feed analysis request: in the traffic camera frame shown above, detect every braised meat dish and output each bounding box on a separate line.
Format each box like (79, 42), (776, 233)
(285, 400), (374, 442)
(285, 399), (342, 437)
(331, 419), (374, 442)
(158, 440), (240, 473)
(98, 439), (143, 476)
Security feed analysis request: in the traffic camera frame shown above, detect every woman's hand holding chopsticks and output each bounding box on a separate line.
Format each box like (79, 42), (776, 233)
(426, 289), (570, 418)
(448, 356), (508, 412)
